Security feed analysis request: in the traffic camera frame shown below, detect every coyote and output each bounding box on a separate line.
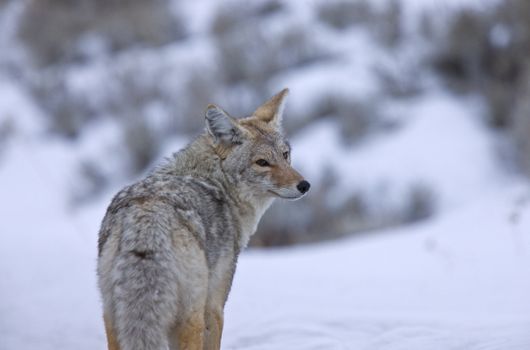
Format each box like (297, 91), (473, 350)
(97, 88), (310, 350)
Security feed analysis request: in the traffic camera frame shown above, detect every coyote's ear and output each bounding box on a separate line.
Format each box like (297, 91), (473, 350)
(253, 88), (289, 129)
(205, 104), (244, 145)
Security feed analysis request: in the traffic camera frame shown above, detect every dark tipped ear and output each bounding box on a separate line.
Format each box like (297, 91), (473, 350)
(253, 88), (289, 129)
(205, 104), (244, 145)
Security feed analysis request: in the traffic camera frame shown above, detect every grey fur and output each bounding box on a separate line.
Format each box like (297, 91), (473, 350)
(97, 88), (309, 350)
(205, 105), (244, 145)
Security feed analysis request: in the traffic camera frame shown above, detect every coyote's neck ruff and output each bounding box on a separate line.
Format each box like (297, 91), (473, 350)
(97, 88), (309, 350)
(153, 133), (274, 249)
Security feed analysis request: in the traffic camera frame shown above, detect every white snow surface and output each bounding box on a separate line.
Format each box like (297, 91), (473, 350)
(225, 189), (530, 349)
(1, 90), (530, 349)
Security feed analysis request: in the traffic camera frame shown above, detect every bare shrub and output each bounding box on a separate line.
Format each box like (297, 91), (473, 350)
(211, 1), (283, 35)
(251, 171), (437, 247)
(18, 0), (185, 66)
(431, 9), (490, 93)
(27, 51), (222, 194)
(484, 0), (530, 128)
(374, 0), (403, 48)
(511, 71), (530, 176)
(402, 184), (437, 223)
(374, 62), (425, 98)
(317, 0), (374, 30)
(28, 71), (93, 138)
(122, 115), (159, 174)
(282, 95), (337, 134)
(83, 65), (215, 174)
(430, 0), (530, 176)
(431, 0), (530, 126)
(0, 116), (14, 158)
(334, 97), (377, 144)
(285, 93), (380, 145)
(176, 68), (222, 134)
(102, 62), (220, 137)
(212, 5), (326, 86)
(218, 25), (323, 85)
(317, 0), (402, 47)
(72, 160), (109, 205)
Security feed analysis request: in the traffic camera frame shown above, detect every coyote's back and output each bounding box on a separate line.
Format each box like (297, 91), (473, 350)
(97, 89), (310, 350)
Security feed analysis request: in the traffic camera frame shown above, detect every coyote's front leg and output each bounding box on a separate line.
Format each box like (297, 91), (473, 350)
(103, 313), (120, 350)
(204, 306), (224, 350)
(170, 310), (206, 350)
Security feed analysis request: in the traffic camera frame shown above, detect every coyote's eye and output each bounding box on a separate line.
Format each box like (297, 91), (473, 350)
(283, 151), (289, 160)
(255, 159), (270, 167)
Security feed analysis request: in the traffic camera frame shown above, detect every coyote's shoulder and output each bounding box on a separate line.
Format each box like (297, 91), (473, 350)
(97, 88), (310, 350)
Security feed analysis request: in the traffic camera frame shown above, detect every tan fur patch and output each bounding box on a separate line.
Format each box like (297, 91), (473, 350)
(213, 143), (234, 160)
(204, 307), (224, 350)
(174, 312), (205, 350)
(104, 314), (121, 350)
(270, 163), (304, 188)
(252, 88), (289, 124)
(239, 118), (276, 136)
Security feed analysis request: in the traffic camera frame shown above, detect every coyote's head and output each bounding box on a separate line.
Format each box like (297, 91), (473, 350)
(205, 88), (310, 201)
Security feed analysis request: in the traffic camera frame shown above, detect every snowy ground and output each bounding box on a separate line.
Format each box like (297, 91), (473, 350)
(1, 84), (530, 349)
(225, 189), (530, 349)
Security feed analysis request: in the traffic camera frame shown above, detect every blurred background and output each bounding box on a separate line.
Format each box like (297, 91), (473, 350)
(1, 0), (530, 349)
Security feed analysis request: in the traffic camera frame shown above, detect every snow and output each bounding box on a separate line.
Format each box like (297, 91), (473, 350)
(224, 186), (530, 349)
(0, 144), (104, 350)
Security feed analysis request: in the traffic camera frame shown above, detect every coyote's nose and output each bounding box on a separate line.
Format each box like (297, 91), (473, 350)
(297, 180), (310, 194)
